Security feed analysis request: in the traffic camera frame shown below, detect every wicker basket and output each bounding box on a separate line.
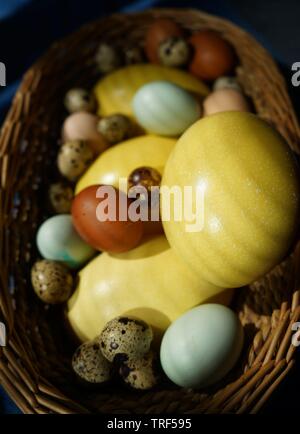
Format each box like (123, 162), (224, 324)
(0, 8), (299, 414)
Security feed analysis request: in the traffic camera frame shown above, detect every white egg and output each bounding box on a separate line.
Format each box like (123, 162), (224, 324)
(133, 81), (201, 136)
(160, 304), (244, 388)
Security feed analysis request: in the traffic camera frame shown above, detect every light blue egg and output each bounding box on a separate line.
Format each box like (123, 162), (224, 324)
(36, 214), (95, 268)
(160, 304), (244, 388)
(133, 81), (201, 136)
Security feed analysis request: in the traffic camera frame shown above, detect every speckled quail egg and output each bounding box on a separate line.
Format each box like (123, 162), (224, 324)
(100, 316), (153, 362)
(97, 114), (132, 145)
(57, 140), (93, 181)
(64, 88), (97, 113)
(49, 182), (73, 214)
(31, 259), (73, 304)
(119, 351), (159, 390)
(72, 339), (112, 384)
(158, 36), (191, 68)
(95, 43), (122, 74)
(124, 46), (145, 65)
(213, 76), (242, 92)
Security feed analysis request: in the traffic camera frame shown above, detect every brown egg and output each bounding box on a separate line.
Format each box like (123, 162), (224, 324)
(62, 112), (108, 155)
(203, 88), (251, 116)
(145, 18), (184, 63)
(189, 30), (236, 81)
(71, 185), (144, 253)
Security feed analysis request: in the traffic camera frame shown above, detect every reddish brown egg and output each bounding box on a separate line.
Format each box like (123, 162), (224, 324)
(71, 185), (144, 253)
(145, 18), (184, 63)
(188, 30), (236, 81)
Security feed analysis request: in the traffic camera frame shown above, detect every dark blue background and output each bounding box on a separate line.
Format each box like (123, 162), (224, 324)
(0, 0), (299, 414)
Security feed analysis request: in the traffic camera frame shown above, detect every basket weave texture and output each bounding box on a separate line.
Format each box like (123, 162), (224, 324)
(0, 8), (300, 414)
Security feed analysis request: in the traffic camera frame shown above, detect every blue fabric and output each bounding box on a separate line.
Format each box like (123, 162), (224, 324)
(0, 0), (298, 414)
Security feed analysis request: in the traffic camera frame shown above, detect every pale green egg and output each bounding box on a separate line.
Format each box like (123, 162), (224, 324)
(36, 214), (95, 268)
(132, 81), (201, 136)
(160, 304), (244, 388)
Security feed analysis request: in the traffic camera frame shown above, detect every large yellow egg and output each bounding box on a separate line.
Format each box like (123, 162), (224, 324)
(94, 64), (209, 117)
(76, 134), (175, 193)
(161, 112), (300, 288)
(67, 235), (232, 342)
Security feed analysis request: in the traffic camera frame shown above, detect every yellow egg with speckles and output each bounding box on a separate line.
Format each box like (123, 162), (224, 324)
(161, 112), (300, 288)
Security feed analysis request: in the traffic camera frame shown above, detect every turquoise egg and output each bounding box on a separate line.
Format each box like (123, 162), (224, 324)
(132, 81), (201, 136)
(36, 214), (95, 268)
(160, 304), (244, 388)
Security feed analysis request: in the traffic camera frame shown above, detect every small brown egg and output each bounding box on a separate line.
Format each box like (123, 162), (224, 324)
(72, 339), (112, 384)
(64, 88), (97, 113)
(71, 185), (144, 253)
(158, 36), (191, 68)
(95, 43), (122, 74)
(97, 114), (132, 145)
(57, 140), (93, 182)
(124, 46), (145, 65)
(62, 112), (108, 155)
(100, 316), (153, 362)
(31, 259), (73, 304)
(128, 166), (161, 207)
(49, 182), (74, 214)
(145, 18), (184, 63)
(213, 76), (242, 92)
(119, 351), (159, 390)
(203, 88), (251, 116)
(189, 30), (236, 81)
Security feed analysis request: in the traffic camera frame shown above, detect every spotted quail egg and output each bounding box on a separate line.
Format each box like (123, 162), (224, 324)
(49, 182), (73, 214)
(213, 76), (242, 92)
(57, 140), (93, 181)
(124, 46), (145, 65)
(72, 339), (112, 384)
(119, 351), (159, 390)
(97, 114), (132, 144)
(158, 36), (191, 68)
(100, 316), (153, 362)
(95, 43), (122, 74)
(31, 259), (73, 304)
(64, 88), (97, 113)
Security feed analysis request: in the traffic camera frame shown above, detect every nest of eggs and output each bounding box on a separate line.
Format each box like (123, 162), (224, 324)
(0, 8), (300, 414)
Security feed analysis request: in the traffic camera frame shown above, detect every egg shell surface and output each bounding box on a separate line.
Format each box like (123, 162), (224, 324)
(160, 303), (244, 388)
(36, 214), (95, 268)
(133, 81), (201, 136)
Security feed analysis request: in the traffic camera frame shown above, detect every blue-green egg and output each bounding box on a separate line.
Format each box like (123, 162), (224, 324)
(132, 81), (201, 136)
(160, 304), (244, 388)
(36, 214), (95, 268)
